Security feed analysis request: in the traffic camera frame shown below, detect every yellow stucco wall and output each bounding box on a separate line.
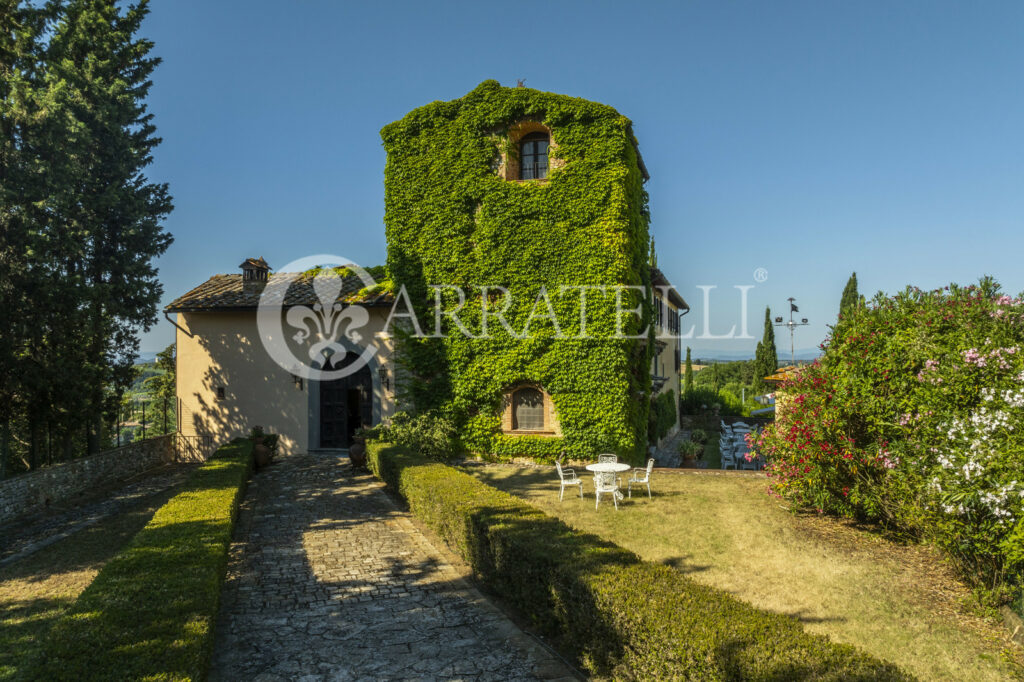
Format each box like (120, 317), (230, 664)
(175, 309), (395, 454)
(652, 296), (683, 446)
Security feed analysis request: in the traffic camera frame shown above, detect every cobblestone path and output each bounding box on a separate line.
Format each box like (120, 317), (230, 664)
(0, 462), (197, 568)
(210, 454), (577, 681)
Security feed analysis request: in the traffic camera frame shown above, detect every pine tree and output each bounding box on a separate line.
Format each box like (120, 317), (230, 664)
(753, 307), (778, 392)
(839, 272), (859, 319)
(683, 346), (693, 392)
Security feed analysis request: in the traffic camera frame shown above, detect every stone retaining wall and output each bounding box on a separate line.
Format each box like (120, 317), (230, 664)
(0, 435), (175, 525)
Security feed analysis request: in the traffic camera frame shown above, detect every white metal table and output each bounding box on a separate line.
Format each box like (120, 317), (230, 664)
(585, 462), (631, 474)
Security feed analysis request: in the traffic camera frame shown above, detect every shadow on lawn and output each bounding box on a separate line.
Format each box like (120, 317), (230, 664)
(468, 463), (681, 505)
(660, 555), (712, 574)
(781, 608), (848, 625)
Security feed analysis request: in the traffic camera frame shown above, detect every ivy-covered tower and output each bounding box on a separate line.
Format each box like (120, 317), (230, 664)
(382, 80), (654, 461)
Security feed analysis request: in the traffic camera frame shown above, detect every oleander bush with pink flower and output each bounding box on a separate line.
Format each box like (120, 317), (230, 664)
(753, 277), (1024, 606)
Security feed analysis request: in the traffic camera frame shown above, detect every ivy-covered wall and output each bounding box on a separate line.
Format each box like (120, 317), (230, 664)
(381, 80), (654, 462)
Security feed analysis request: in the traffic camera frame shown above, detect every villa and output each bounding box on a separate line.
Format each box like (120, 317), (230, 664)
(167, 82), (687, 458)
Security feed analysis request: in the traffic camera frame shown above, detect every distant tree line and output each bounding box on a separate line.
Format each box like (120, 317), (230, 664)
(0, 1), (171, 477)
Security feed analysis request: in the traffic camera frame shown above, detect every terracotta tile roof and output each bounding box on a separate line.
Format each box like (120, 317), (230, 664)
(650, 266), (689, 311)
(165, 273), (394, 312)
(764, 365), (802, 385)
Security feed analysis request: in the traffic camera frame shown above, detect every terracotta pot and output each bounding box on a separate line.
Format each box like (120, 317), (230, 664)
(349, 437), (367, 469)
(254, 442), (272, 470)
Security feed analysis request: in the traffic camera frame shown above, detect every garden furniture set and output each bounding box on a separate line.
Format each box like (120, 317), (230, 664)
(720, 420), (766, 470)
(556, 456), (655, 509)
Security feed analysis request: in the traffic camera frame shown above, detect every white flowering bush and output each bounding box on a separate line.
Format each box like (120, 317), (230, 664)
(756, 278), (1024, 606)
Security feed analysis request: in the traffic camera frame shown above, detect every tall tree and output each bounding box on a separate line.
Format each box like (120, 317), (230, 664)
(1, 0), (171, 473)
(683, 346), (693, 392)
(839, 272), (859, 318)
(753, 307), (778, 392)
(46, 0), (173, 452)
(0, 0), (53, 474)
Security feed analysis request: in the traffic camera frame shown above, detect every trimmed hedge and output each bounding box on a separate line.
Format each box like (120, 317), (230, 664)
(23, 438), (254, 681)
(368, 441), (911, 680)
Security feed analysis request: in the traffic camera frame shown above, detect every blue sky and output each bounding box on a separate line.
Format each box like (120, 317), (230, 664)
(140, 0), (1024, 358)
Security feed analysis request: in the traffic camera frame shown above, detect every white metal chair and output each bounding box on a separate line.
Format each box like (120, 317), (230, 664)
(628, 459), (655, 498)
(721, 446), (738, 470)
(598, 454), (618, 464)
(555, 460), (584, 501)
(594, 472), (623, 509)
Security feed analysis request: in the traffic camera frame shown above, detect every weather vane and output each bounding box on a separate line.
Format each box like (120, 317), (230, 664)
(774, 297), (809, 366)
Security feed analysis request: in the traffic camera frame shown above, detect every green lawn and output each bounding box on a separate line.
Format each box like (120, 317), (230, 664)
(0, 490), (176, 680)
(467, 464), (1024, 682)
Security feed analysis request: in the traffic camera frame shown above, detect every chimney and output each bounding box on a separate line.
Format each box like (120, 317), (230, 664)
(240, 257), (270, 295)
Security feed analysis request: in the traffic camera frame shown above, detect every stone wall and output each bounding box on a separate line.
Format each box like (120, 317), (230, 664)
(0, 434), (176, 526)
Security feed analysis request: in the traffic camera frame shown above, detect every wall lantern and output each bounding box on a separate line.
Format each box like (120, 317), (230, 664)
(293, 375), (304, 390)
(378, 366), (389, 391)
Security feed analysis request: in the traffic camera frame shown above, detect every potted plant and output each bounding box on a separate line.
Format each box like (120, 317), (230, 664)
(678, 439), (702, 466)
(349, 427), (369, 469)
(250, 425), (273, 470)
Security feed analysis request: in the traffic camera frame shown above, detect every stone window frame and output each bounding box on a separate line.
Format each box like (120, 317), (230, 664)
(495, 121), (565, 182)
(500, 383), (562, 436)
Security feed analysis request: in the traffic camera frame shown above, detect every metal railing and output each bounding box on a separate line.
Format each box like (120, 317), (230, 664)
(174, 433), (214, 462)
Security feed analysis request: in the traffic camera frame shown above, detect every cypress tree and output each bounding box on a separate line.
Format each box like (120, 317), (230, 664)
(683, 346), (693, 392)
(47, 0), (173, 452)
(753, 307), (778, 392)
(839, 272), (859, 318)
(0, 0), (51, 472)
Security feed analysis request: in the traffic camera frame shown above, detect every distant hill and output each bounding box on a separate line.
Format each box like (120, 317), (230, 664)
(134, 351), (158, 365)
(693, 348), (822, 363)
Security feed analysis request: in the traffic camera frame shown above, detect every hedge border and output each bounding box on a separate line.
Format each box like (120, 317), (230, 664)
(23, 438), (254, 681)
(368, 441), (911, 681)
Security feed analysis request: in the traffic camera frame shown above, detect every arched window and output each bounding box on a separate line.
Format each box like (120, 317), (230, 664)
(512, 387), (545, 431)
(519, 132), (549, 180)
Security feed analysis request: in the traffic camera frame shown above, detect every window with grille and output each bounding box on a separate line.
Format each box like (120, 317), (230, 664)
(512, 387), (545, 430)
(519, 132), (549, 180)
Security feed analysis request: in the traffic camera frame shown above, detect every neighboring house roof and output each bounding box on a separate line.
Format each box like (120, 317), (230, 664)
(165, 273), (394, 312)
(650, 266), (689, 311)
(764, 365), (802, 387)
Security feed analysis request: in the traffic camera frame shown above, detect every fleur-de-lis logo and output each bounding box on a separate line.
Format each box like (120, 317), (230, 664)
(286, 271), (370, 365)
(256, 254), (379, 381)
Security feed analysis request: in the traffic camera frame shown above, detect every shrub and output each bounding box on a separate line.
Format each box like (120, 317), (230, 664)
(678, 439), (702, 460)
(489, 433), (565, 463)
(25, 438), (254, 680)
(367, 441), (908, 680)
(755, 279), (1024, 603)
(647, 389), (677, 443)
(680, 386), (719, 414)
(690, 427), (710, 444)
(373, 410), (459, 461)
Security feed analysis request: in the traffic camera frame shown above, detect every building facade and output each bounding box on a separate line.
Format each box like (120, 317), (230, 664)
(168, 82), (687, 461)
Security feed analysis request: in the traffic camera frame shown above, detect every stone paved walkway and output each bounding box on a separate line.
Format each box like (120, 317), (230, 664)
(210, 454), (577, 681)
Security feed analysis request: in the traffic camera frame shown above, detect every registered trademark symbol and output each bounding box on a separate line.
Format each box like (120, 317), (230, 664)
(753, 267), (768, 283)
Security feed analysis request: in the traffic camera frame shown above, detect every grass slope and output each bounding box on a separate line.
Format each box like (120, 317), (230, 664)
(21, 439), (252, 681)
(468, 464), (1024, 681)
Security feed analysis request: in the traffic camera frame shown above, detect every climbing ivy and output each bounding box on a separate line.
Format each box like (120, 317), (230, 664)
(382, 81), (654, 462)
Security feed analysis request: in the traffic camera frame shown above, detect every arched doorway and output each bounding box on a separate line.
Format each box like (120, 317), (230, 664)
(318, 352), (372, 449)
